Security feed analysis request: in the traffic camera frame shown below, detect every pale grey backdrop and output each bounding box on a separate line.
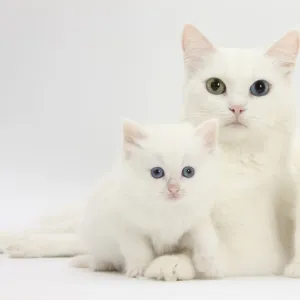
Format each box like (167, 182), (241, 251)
(1, 0), (300, 230)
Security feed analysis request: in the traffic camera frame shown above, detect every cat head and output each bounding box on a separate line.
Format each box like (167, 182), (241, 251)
(182, 25), (299, 146)
(121, 118), (219, 209)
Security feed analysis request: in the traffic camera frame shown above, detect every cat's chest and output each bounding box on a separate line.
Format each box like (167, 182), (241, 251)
(213, 154), (281, 234)
(218, 150), (279, 191)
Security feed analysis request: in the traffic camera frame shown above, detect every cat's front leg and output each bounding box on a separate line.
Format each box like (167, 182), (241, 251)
(118, 231), (154, 278)
(285, 198), (300, 277)
(190, 218), (223, 279)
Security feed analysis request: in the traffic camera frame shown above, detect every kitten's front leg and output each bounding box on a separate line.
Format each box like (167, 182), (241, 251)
(118, 232), (154, 278)
(190, 218), (223, 278)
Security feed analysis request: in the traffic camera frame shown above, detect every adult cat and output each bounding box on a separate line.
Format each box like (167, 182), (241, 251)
(3, 26), (300, 279)
(146, 25), (300, 279)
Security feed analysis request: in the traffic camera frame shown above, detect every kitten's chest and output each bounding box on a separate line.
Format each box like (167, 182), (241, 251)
(145, 211), (196, 255)
(149, 227), (185, 256)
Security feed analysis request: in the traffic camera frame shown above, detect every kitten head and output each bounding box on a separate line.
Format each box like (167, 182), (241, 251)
(121, 118), (219, 211)
(182, 25), (300, 146)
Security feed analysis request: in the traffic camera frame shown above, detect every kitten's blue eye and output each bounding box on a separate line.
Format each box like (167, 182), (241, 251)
(182, 166), (195, 178)
(151, 167), (165, 179)
(250, 80), (270, 97)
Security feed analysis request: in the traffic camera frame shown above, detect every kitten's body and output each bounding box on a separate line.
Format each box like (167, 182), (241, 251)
(73, 120), (220, 279)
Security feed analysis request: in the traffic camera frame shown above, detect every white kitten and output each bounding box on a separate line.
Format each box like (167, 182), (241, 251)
(72, 118), (221, 280)
(146, 25), (300, 279)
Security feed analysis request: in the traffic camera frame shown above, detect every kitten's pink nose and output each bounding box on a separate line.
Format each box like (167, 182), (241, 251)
(229, 105), (245, 117)
(167, 183), (180, 194)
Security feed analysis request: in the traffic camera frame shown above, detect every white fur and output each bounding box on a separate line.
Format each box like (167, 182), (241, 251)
(148, 25), (300, 278)
(71, 119), (220, 279)
(3, 26), (300, 280)
(1, 203), (86, 258)
(284, 146), (300, 277)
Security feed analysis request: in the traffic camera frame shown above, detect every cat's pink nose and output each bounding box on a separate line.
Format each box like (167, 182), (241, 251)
(167, 183), (180, 194)
(229, 105), (245, 117)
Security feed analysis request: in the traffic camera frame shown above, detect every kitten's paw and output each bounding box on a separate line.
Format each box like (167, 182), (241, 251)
(193, 255), (223, 279)
(144, 255), (196, 281)
(5, 236), (41, 258)
(284, 261), (300, 278)
(90, 258), (117, 272)
(126, 265), (147, 278)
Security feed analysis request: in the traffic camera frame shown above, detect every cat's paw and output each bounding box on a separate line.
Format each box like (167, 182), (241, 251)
(70, 255), (90, 268)
(284, 261), (300, 278)
(144, 255), (196, 281)
(193, 254), (223, 279)
(5, 236), (41, 258)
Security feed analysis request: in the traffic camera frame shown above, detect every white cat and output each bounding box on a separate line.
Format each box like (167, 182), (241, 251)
(144, 25), (300, 279)
(285, 157), (300, 277)
(71, 118), (221, 280)
(3, 25), (300, 280)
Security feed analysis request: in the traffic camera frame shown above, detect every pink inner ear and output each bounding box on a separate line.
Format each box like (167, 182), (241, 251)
(195, 119), (218, 151)
(266, 31), (300, 73)
(202, 122), (218, 152)
(182, 24), (214, 52)
(204, 130), (215, 148)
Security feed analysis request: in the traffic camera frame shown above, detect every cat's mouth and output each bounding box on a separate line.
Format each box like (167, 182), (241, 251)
(225, 120), (247, 128)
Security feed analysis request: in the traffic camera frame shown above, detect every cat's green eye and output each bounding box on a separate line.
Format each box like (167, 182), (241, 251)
(206, 78), (226, 95)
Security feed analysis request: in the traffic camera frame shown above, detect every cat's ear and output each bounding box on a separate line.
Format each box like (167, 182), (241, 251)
(195, 118), (219, 152)
(182, 24), (215, 77)
(123, 119), (147, 156)
(266, 30), (300, 75)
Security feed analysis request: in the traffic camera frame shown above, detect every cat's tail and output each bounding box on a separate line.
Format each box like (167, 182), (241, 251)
(3, 202), (86, 258)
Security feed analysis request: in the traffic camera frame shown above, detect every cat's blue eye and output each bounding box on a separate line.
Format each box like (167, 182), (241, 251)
(182, 166), (195, 178)
(250, 80), (270, 97)
(151, 167), (165, 179)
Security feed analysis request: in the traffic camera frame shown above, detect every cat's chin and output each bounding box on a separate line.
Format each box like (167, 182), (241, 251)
(220, 124), (250, 143)
(224, 122), (247, 128)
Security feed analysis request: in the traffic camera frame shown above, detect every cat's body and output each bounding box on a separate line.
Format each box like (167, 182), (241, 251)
(211, 144), (293, 276)
(73, 119), (220, 279)
(143, 27), (299, 278)
(3, 26), (300, 279)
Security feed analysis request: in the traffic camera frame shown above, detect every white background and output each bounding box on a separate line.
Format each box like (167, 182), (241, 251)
(1, 0), (300, 231)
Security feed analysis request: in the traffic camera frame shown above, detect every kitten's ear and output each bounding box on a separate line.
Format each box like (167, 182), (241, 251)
(123, 119), (147, 154)
(182, 24), (215, 77)
(195, 119), (219, 152)
(266, 30), (300, 75)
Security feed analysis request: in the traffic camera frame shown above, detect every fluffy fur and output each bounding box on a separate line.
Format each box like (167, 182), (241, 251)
(3, 26), (300, 280)
(71, 119), (220, 280)
(145, 25), (300, 278)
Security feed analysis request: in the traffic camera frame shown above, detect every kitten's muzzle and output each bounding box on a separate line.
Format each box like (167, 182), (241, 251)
(167, 182), (181, 200)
